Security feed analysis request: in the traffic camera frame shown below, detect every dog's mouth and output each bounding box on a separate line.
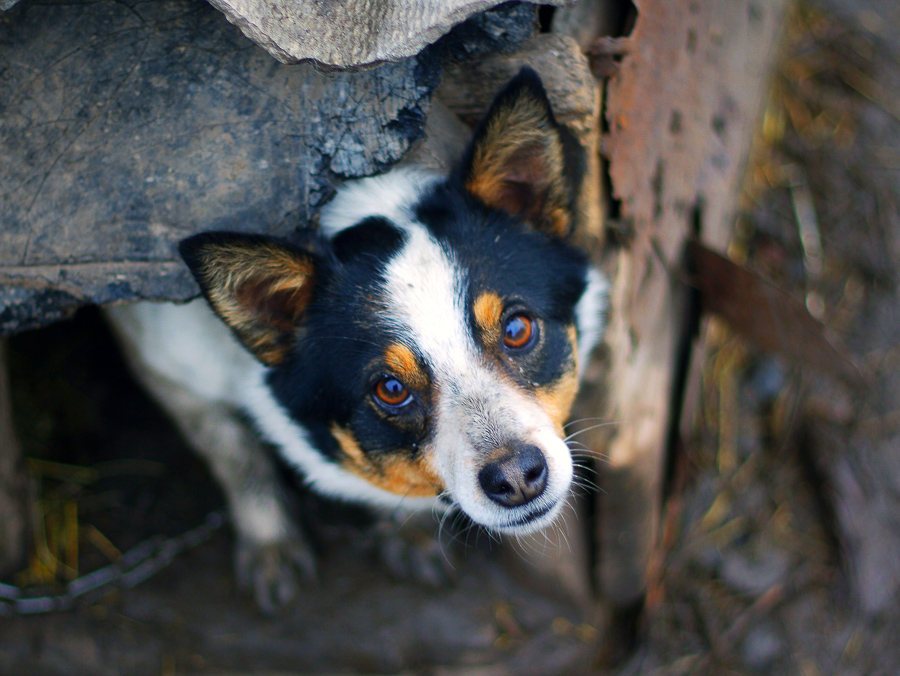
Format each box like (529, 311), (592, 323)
(446, 496), (561, 535)
(504, 502), (554, 529)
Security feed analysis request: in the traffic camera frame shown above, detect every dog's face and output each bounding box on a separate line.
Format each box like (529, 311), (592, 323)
(180, 69), (607, 535)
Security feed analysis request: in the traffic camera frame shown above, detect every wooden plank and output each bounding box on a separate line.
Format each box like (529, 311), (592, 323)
(0, 0), (435, 333)
(689, 241), (861, 383)
(596, 0), (789, 606)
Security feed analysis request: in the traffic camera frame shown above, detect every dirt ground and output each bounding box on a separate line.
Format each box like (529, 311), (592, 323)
(2, 0), (900, 674)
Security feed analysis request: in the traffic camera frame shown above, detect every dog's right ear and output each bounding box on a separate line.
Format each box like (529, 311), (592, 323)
(457, 66), (581, 239)
(179, 233), (316, 366)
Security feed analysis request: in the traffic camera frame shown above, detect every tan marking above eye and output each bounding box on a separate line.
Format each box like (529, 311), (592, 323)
(473, 291), (504, 340)
(330, 425), (443, 497)
(382, 343), (429, 392)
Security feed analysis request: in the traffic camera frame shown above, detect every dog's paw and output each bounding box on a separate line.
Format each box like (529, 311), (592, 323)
(235, 534), (316, 615)
(369, 520), (456, 588)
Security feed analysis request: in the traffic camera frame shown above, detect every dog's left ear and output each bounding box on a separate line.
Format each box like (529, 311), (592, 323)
(179, 232), (317, 366)
(457, 66), (582, 238)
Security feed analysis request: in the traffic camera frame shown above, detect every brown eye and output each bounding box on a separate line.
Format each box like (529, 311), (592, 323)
(503, 313), (534, 349)
(374, 377), (412, 408)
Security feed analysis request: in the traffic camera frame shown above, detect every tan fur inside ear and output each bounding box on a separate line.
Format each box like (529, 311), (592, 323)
(465, 94), (571, 238)
(196, 241), (314, 365)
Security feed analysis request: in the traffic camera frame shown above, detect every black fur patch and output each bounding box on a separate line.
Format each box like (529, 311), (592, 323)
(331, 217), (405, 265)
(416, 181), (588, 388)
(266, 221), (428, 464)
(263, 70), (590, 472)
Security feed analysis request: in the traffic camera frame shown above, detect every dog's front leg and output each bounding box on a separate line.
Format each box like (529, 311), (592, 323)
(128, 367), (314, 614)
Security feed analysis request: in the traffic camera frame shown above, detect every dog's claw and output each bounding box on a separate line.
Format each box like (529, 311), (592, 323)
(235, 535), (316, 615)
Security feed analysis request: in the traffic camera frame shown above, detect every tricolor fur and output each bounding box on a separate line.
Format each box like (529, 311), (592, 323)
(107, 68), (608, 607)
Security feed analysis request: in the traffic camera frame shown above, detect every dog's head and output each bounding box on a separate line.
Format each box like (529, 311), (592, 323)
(180, 68), (607, 535)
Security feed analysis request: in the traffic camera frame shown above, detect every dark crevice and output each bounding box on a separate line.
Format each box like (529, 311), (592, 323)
(795, 418), (844, 568)
(600, 154), (617, 209)
(594, 0), (636, 248)
(651, 159), (665, 221)
(537, 5), (555, 33)
(662, 200), (705, 500)
(599, 88), (626, 246)
(690, 197), (705, 238)
(615, 1), (639, 38)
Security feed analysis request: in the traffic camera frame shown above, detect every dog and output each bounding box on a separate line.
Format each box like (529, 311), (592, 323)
(105, 67), (608, 612)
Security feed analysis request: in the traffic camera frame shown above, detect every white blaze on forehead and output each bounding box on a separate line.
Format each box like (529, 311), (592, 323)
(379, 223), (473, 380)
(321, 166), (485, 384)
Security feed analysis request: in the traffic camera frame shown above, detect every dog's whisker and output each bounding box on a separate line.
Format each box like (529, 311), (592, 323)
(571, 460), (598, 470)
(562, 416), (608, 430)
(555, 522), (572, 554)
(571, 458), (599, 472)
(567, 445), (611, 462)
(571, 476), (600, 491)
(563, 421), (621, 442)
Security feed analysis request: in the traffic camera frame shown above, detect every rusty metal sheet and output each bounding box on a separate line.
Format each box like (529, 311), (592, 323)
(596, 0), (789, 605)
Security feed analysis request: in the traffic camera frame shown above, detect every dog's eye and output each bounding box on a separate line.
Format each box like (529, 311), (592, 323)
(503, 313), (535, 350)
(373, 377), (413, 408)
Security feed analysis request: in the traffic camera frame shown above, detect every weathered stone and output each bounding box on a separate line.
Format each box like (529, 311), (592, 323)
(203, 0), (561, 68)
(0, 0), (435, 332)
(0, 0), (547, 335)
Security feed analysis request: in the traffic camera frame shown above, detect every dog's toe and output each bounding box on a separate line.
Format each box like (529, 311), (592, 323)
(235, 535), (316, 614)
(372, 521), (456, 588)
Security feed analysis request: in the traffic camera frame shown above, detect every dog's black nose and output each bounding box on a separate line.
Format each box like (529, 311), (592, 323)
(478, 444), (548, 508)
